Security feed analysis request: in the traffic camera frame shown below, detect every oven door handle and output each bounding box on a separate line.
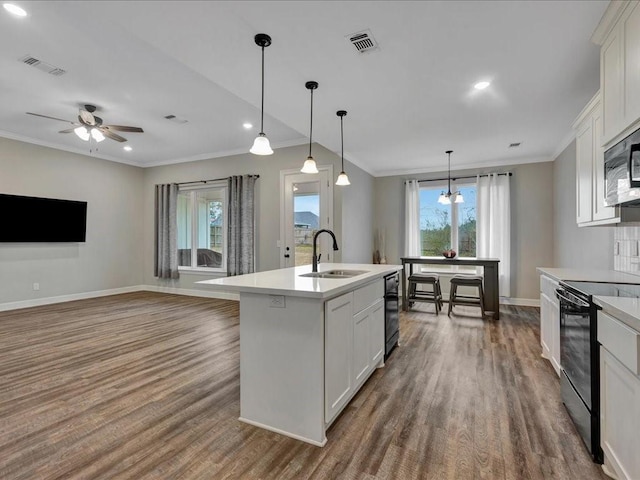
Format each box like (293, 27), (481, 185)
(555, 289), (590, 308)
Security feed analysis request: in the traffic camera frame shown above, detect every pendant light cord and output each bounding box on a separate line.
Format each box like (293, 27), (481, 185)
(340, 115), (344, 171)
(260, 45), (265, 135)
(447, 150), (452, 195)
(308, 88), (314, 157)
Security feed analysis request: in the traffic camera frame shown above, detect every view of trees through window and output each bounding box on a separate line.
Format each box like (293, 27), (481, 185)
(419, 185), (476, 257)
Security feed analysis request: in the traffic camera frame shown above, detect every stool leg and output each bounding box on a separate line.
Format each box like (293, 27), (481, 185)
(436, 280), (444, 310)
(433, 281), (440, 314)
(448, 283), (456, 316)
(478, 283), (486, 317)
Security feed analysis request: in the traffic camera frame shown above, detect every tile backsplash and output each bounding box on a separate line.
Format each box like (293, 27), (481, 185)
(614, 225), (640, 274)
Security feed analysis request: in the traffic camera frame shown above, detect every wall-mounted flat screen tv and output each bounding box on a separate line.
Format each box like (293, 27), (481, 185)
(0, 193), (87, 242)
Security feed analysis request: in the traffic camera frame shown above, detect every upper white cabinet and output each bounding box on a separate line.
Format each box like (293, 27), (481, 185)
(574, 91), (640, 225)
(595, 1), (640, 146)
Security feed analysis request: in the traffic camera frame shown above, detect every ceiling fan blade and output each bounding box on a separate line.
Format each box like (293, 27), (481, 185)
(101, 128), (127, 143)
(26, 112), (77, 125)
(59, 128), (77, 134)
(103, 125), (144, 133)
(79, 109), (96, 125)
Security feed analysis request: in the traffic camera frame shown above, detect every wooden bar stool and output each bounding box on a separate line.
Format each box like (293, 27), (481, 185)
(407, 273), (444, 313)
(448, 274), (485, 317)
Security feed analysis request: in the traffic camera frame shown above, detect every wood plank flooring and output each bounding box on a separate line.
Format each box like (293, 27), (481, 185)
(0, 292), (610, 479)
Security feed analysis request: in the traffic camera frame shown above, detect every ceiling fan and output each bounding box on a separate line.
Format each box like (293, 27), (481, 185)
(26, 104), (143, 143)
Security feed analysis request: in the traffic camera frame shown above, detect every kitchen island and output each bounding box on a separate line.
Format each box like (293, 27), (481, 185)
(197, 263), (402, 446)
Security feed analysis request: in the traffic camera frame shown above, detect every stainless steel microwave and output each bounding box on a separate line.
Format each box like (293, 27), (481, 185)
(604, 127), (640, 206)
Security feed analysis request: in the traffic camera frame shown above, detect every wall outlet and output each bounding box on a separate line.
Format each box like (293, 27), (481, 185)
(269, 295), (285, 308)
(32, 283), (39, 291)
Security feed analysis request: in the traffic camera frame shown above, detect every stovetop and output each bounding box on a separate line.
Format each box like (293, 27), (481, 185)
(563, 280), (640, 299)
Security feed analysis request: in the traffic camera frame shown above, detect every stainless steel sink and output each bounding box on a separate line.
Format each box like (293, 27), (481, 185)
(299, 269), (369, 279)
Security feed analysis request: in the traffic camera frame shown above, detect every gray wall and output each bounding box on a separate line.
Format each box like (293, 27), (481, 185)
(143, 143), (375, 292)
(373, 161), (555, 301)
(341, 160), (375, 264)
(552, 140), (613, 269)
(0, 137), (144, 303)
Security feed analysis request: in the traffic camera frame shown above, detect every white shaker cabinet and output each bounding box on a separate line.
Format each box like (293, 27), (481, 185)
(573, 92), (640, 225)
(595, 1), (640, 146)
(539, 274), (560, 376)
(325, 292), (354, 424)
(598, 310), (640, 480)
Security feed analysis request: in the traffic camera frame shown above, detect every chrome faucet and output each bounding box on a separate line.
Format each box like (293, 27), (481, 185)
(312, 229), (339, 272)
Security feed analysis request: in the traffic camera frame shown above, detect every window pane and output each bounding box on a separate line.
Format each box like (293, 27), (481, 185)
(294, 190), (320, 266)
(177, 192), (192, 267)
(195, 190), (224, 268)
(419, 188), (451, 255)
(457, 186), (476, 257)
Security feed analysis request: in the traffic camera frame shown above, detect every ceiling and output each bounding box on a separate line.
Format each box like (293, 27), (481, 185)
(0, 1), (609, 176)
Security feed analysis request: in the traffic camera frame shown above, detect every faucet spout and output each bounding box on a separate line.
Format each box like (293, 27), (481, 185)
(312, 229), (339, 272)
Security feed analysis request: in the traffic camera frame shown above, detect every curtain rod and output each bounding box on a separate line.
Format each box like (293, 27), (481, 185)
(176, 174), (260, 186)
(409, 172), (512, 184)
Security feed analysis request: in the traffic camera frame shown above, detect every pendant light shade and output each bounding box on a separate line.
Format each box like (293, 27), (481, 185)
(301, 81), (319, 174)
(74, 126), (90, 141)
(335, 110), (350, 186)
(250, 33), (274, 156)
(438, 150), (464, 204)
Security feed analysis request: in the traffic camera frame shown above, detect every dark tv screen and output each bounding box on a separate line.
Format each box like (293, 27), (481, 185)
(0, 193), (87, 242)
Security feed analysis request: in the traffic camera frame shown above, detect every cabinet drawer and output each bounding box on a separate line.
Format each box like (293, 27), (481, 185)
(598, 311), (640, 375)
(540, 275), (559, 301)
(353, 280), (383, 315)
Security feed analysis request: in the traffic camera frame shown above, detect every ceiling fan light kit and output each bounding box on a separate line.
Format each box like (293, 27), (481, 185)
(301, 80), (319, 174)
(335, 110), (350, 186)
(250, 33), (274, 156)
(438, 150), (464, 205)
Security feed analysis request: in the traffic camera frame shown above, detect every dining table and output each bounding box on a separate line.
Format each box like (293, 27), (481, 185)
(400, 256), (501, 319)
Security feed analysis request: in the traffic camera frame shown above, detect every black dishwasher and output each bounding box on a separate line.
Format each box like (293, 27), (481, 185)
(384, 272), (400, 359)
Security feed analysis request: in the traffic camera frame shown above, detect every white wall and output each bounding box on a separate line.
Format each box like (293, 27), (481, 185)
(0, 137), (144, 304)
(552, 140), (613, 269)
(373, 161), (555, 301)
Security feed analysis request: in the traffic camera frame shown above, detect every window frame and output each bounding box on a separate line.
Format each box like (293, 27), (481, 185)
(177, 182), (228, 274)
(419, 179), (477, 258)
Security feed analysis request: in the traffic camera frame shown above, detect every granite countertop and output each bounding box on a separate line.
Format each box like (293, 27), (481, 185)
(196, 263), (402, 300)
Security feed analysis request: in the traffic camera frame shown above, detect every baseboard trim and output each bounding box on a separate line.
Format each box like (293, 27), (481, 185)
(0, 285), (145, 312)
(500, 297), (540, 307)
(142, 285), (239, 301)
(0, 285), (239, 312)
(238, 416), (327, 447)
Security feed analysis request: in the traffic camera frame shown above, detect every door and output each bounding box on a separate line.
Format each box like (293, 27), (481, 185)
(280, 167), (333, 268)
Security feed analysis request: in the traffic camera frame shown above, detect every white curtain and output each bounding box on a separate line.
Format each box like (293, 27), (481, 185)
(404, 180), (421, 256)
(477, 174), (511, 297)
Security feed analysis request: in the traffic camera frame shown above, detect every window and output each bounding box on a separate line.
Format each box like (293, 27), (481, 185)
(177, 183), (227, 271)
(419, 183), (476, 257)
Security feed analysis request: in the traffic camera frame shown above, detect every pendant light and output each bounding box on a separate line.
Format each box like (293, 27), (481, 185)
(335, 110), (350, 186)
(301, 81), (319, 174)
(250, 33), (274, 155)
(438, 150), (464, 205)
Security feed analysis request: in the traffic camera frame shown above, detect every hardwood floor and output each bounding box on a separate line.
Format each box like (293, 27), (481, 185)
(0, 292), (610, 480)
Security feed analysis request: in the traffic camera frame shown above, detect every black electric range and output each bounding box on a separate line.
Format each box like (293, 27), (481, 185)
(556, 279), (640, 464)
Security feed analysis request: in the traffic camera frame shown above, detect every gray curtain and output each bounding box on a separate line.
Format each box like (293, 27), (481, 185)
(227, 175), (257, 276)
(154, 183), (180, 279)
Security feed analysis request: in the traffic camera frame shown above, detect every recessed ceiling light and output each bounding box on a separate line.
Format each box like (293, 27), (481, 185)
(474, 81), (490, 90)
(243, 122), (253, 129)
(3, 3), (27, 16)
(123, 145), (133, 152)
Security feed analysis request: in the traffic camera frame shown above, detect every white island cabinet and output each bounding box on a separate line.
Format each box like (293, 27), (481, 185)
(197, 263), (401, 446)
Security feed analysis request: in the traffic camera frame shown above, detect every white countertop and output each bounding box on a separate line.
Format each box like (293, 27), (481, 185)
(196, 263), (402, 300)
(537, 267), (640, 284)
(594, 296), (640, 333)
(537, 267), (640, 332)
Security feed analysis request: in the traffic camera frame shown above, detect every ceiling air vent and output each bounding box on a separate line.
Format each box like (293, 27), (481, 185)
(19, 55), (67, 76)
(509, 142), (521, 148)
(346, 29), (379, 54)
